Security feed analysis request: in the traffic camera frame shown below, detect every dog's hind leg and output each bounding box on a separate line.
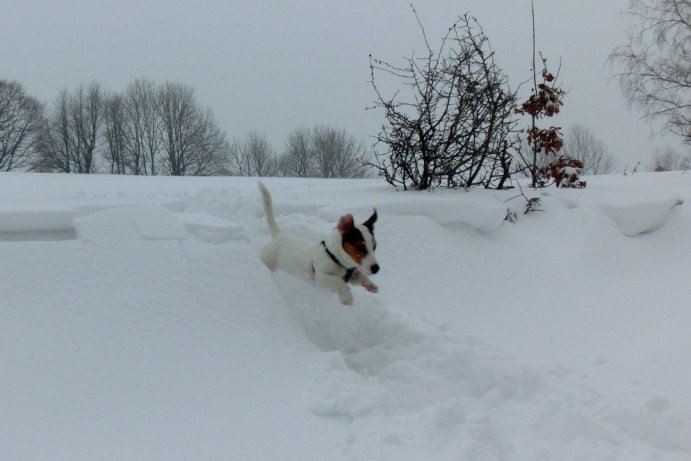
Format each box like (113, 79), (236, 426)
(259, 243), (279, 271)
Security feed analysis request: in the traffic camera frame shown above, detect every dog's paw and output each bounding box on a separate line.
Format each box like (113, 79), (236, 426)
(339, 290), (354, 305)
(362, 280), (378, 293)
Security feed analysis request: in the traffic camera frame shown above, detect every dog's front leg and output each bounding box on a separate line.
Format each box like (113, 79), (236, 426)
(350, 271), (379, 294)
(315, 273), (353, 305)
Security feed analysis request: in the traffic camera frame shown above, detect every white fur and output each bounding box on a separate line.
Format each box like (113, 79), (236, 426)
(258, 181), (379, 305)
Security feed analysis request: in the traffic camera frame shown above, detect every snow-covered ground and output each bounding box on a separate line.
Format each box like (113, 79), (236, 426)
(1, 172), (690, 460)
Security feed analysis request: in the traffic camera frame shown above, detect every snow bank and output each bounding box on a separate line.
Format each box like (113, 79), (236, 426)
(379, 197), (507, 232)
(601, 198), (684, 236)
(75, 205), (189, 242)
(0, 205), (77, 238)
(178, 213), (246, 243)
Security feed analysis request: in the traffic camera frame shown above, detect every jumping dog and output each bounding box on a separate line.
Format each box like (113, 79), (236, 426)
(258, 181), (379, 305)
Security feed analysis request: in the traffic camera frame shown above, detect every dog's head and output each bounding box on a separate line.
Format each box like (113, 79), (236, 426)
(337, 209), (379, 275)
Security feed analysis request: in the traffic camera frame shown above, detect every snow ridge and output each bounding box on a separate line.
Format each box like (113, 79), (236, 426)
(601, 198), (683, 236)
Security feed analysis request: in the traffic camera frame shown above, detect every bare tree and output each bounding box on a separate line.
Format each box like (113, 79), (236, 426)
(228, 131), (277, 176)
(610, 0), (690, 145)
(562, 124), (618, 175)
(157, 82), (228, 176)
(70, 83), (104, 173)
(103, 92), (128, 174)
(186, 111), (230, 176)
(157, 82), (195, 176)
(35, 83), (104, 173)
(277, 126), (370, 178)
(124, 79), (161, 175)
(0, 80), (44, 171)
(278, 127), (314, 177)
(312, 125), (368, 178)
(368, 10), (518, 190)
(34, 90), (72, 172)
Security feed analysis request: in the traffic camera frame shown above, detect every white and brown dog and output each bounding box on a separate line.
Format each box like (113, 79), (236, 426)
(258, 181), (379, 305)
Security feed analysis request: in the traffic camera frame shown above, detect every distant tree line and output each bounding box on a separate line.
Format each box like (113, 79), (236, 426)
(27, 80), (227, 176)
(0, 78), (369, 178)
(229, 126), (369, 178)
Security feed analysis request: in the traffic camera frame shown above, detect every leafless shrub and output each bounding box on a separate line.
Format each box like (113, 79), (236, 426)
(368, 10), (518, 190)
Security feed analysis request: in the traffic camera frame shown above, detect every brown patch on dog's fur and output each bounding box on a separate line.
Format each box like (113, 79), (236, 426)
(342, 241), (364, 264)
(341, 226), (368, 264)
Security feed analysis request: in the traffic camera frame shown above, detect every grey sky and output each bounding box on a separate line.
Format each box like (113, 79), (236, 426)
(1, 0), (682, 170)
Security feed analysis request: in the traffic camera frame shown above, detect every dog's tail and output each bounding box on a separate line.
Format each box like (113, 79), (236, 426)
(258, 180), (280, 238)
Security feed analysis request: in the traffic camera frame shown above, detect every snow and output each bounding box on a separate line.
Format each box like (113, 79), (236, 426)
(178, 212), (245, 244)
(75, 205), (190, 242)
(379, 197), (507, 232)
(1, 172), (690, 460)
(601, 198), (684, 236)
(0, 205), (77, 239)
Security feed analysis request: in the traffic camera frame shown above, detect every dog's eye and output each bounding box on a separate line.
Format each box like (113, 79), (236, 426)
(356, 242), (367, 254)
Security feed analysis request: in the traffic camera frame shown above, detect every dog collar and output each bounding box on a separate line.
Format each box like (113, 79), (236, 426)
(321, 241), (356, 283)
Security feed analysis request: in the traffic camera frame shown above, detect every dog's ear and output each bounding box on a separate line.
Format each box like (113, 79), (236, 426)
(363, 208), (377, 233)
(337, 214), (354, 233)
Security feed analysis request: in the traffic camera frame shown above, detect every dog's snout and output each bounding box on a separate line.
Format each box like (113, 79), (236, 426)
(371, 264), (380, 274)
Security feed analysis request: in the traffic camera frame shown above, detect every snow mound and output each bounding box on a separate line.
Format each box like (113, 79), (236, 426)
(178, 213), (246, 243)
(601, 198), (683, 236)
(75, 205), (189, 243)
(271, 272), (690, 460)
(380, 198), (507, 232)
(0, 205), (77, 240)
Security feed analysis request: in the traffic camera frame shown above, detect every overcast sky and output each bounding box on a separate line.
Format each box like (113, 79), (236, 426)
(1, 0), (683, 170)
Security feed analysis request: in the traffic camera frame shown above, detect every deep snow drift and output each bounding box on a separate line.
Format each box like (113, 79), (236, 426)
(1, 172), (690, 460)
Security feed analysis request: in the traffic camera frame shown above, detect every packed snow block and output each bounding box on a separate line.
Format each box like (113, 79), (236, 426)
(131, 206), (189, 240)
(0, 206), (78, 240)
(75, 205), (189, 242)
(381, 198), (507, 232)
(600, 198), (683, 236)
(0, 207), (78, 233)
(177, 213), (246, 243)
